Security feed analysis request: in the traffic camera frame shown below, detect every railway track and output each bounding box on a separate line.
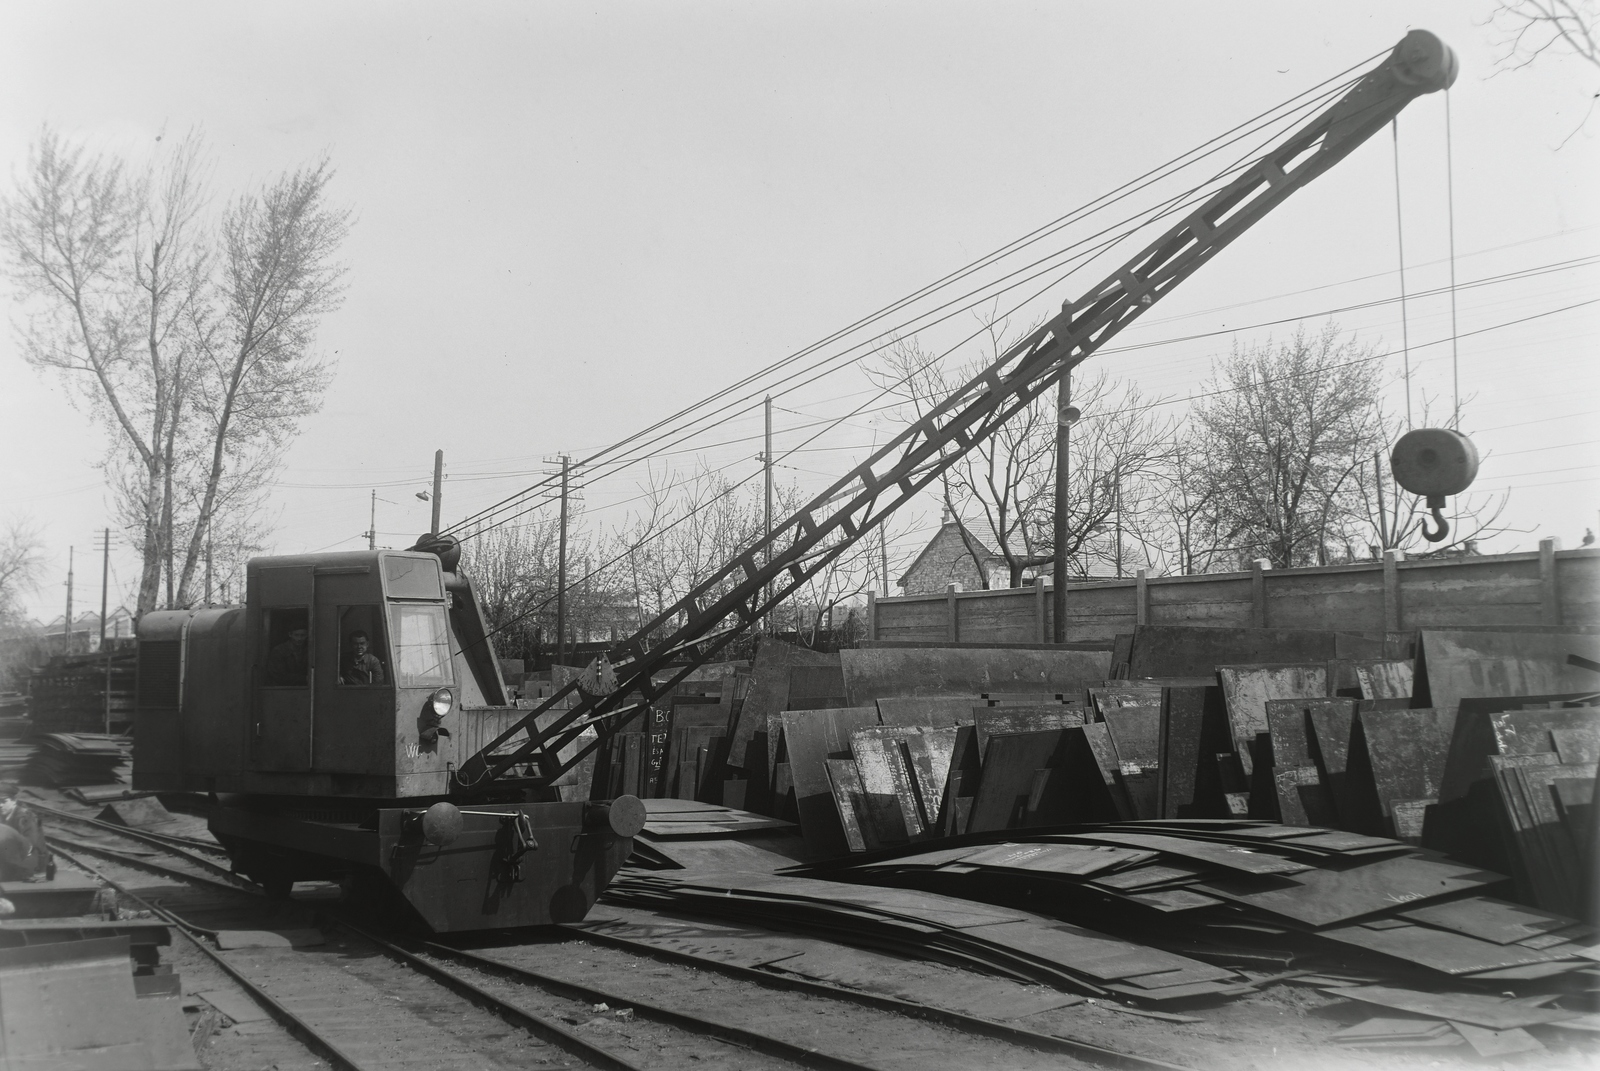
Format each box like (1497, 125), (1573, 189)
(42, 810), (1194, 1071)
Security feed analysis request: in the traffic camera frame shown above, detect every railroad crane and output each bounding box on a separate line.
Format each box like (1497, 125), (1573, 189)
(133, 30), (1466, 932)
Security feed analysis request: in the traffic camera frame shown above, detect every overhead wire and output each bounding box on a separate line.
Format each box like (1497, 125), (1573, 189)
(1445, 88), (1461, 428)
(1392, 118), (1413, 428)
(446, 50), (1586, 594)
(464, 257), (1598, 540)
(443, 61), (1375, 539)
(474, 70), (1483, 540)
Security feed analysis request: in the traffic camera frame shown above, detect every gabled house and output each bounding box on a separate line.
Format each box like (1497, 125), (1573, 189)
(899, 515), (1007, 594)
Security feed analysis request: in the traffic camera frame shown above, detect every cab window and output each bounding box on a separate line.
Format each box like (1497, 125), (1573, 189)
(389, 604), (453, 688)
(383, 555), (444, 599)
(261, 608), (310, 688)
(337, 606), (389, 687)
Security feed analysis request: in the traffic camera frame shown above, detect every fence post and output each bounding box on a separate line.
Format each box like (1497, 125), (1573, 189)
(1250, 559), (1270, 627)
(1382, 549), (1405, 631)
(1539, 537), (1562, 626)
(946, 583), (959, 643)
(1033, 576), (1048, 642)
(866, 591), (877, 641)
(1135, 569), (1149, 626)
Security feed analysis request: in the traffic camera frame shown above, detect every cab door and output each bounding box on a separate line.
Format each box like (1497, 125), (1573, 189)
(254, 566), (314, 771)
(313, 599), (391, 773)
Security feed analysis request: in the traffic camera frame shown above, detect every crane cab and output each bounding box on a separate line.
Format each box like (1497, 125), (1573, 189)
(131, 547), (641, 931)
(135, 549), (500, 798)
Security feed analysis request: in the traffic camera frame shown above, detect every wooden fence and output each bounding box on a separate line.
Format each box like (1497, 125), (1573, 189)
(867, 540), (1600, 645)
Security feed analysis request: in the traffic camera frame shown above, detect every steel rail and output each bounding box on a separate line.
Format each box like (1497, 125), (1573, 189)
(32, 800), (231, 857)
(59, 820), (852, 1071)
(54, 815), (1188, 1071)
(557, 921), (1200, 1071)
(334, 922), (652, 1071)
(53, 836), (642, 1071)
(401, 931), (890, 1071)
(47, 844), (375, 1071)
(46, 833), (259, 894)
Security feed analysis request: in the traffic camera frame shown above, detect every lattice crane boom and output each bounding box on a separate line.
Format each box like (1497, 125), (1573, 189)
(454, 29), (1457, 792)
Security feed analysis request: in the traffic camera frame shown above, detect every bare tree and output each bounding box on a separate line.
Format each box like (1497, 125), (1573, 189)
(1490, 0), (1600, 73)
(1, 128), (348, 613)
(459, 512), (567, 661)
(1138, 425), (1235, 575)
(174, 161), (345, 606)
(772, 483), (878, 647)
(1489, 0), (1600, 135)
(610, 465), (766, 644)
(0, 518), (44, 629)
(876, 322), (1052, 588)
(1186, 324), (1385, 569)
(1043, 373), (1177, 579)
(875, 321), (1175, 586)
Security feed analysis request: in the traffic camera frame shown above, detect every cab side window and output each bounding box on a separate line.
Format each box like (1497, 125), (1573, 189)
(262, 608), (310, 687)
(337, 606), (389, 687)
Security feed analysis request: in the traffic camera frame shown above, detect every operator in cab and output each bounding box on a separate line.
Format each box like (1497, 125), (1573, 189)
(265, 626), (309, 686)
(341, 630), (385, 685)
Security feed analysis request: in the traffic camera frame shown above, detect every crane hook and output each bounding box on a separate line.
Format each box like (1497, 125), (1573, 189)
(1420, 496), (1450, 543)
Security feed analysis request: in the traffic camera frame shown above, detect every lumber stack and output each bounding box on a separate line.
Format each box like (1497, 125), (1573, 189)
(26, 652), (135, 734)
(22, 733), (131, 787)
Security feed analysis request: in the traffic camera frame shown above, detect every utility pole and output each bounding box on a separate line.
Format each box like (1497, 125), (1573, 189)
(762, 397), (774, 634)
(100, 528), (112, 732)
(556, 454), (570, 667)
(205, 528), (214, 607)
(1374, 451), (1389, 550)
(368, 489), (377, 550)
(99, 530), (110, 649)
(430, 450), (444, 536)
(881, 529), (890, 597)
(1052, 371), (1078, 642)
(1114, 467), (1123, 579)
(65, 546), (74, 647)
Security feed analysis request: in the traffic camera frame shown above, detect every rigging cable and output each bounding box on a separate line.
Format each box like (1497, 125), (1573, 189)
(442, 65), (1373, 539)
(1392, 117), (1412, 430)
(1446, 88), (1461, 428)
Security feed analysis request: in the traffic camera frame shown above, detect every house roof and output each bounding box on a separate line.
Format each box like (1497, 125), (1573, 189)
(899, 519), (1002, 587)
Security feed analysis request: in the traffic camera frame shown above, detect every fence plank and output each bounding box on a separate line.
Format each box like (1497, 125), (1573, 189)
(870, 549), (1600, 644)
(1540, 537), (1561, 626)
(1383, 550), (1403, 631)
(1251, 559), (1270, 628)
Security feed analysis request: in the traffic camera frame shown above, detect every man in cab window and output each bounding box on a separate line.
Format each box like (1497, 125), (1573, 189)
(342, 630), (386, 685)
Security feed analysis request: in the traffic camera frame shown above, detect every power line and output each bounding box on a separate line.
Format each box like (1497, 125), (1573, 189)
(443, 67), (1371, 538)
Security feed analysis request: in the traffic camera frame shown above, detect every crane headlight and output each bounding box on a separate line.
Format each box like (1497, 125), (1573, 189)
(429, 687), (453, 718)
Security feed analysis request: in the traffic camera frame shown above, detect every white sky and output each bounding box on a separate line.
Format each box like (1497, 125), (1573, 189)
(1, 1), (1596, 620)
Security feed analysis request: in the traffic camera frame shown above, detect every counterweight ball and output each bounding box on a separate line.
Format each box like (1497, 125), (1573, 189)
(422, 801), (464, 846)
(585, 795), (647, 839)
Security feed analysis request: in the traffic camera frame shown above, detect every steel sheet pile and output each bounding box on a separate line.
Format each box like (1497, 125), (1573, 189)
(799, 821), (1600, 987)
(0, 874), (193, 1069)
(607, 625), (1600, 1054)
(607, 865), (1256, 1001)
